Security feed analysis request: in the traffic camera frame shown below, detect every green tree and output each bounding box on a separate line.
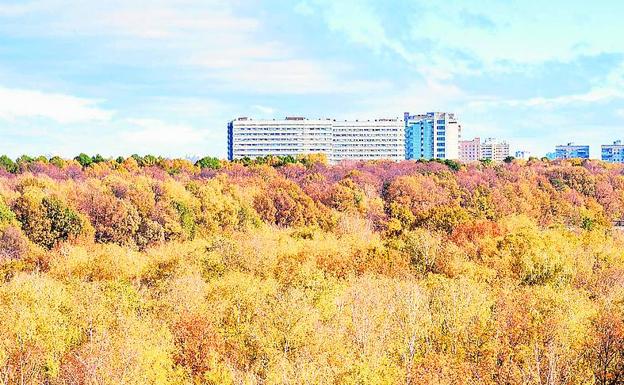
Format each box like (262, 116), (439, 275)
(49, 156), (65, 168)
(74, 153), (93, 167)
(195, 156), (221, 170)
(0, 155), (17, 173)
(92, 154), (107, 164)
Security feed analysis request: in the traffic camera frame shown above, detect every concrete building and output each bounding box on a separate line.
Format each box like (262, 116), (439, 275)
(481, 138), (510, 162)
(459, 137), (510, 163)
(602, 140), (624, 163)
(555, 143), (590, 159)
(459, 137), (481, 162)
(404, 112), (461, 160)
(330, 119), (405, 163)
(227, 116), (404, 162)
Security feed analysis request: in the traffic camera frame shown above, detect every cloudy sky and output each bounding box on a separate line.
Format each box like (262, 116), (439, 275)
(0, 0), (623, 158)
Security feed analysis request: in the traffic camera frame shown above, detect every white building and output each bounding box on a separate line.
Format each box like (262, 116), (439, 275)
(331, 119), (405, 162)
(227, 117), (405, 162)
(481, 138), (510, 162)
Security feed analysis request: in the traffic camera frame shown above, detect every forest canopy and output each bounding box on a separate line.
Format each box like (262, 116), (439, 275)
(0, 154), (624, 384)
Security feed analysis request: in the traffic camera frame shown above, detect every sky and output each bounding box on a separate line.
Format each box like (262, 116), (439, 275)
(0, 0), (623, 159)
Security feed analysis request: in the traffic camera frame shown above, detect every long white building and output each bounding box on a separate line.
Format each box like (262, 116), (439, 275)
(227, 117), (405, 162)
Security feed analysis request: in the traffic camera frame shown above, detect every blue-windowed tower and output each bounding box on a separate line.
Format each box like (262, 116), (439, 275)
(404, 112), (461, 160)
(404, 112), (434, 159)
(227, 121), (234, 161)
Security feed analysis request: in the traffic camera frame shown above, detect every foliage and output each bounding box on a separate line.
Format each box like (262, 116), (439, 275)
(0, 157), (621, 383)
(13, 190), (83, 249)
(195, 156), (221, 170)
(74, 153), (93, 167)
(0, 155), (18, 173)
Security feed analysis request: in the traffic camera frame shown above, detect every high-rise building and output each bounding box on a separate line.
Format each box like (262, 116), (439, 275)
(481, 137), (510, 162)
(602, 140), (624, 163)
(227, 117), (405, 162)
(404, 112), (461, 160)
(555, 143), (590, 159)
(459, 137), (481, 162)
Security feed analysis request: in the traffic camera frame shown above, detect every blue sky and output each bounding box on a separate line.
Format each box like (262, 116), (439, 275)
(0, 0), (623, 158)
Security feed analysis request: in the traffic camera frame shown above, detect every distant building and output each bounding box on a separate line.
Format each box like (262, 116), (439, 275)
(515, 150), (531, 160)
(602, 140), (624, 163)
(545, 152), (557, 160)
(481, 138), (510, 162)
(555, 143), (590, 159)
(227, 117), (405, 162)
(459, 137), (510, 163)
(404, 112), (461, 160)
(459, 137), (481, 162)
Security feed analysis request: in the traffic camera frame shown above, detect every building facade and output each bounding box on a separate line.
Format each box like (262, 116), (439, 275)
(227, 117), (404, 162)
(459, 137), (510, 162)
(481, 137), (510, 162)
(227, 117), (333, 160)
(459, 137), (481, 162)
(404, 112), (461, 160)
(515, 150), (531, 160)
(330, 119), (405, 162)
(602, 140), (624, 163)
(555, 143), (590, 159)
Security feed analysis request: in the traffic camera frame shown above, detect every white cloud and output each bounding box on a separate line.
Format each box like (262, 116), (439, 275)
(344, 78), (466, 119)
(252, 105), (276, 115)
(0, 1), (52, 16)
(136, 97), (230, 119)
(470, 87), (624, 110)
(0, 86), (113, 123)
(77, 4), (259, 39)
(123, 118), (209, 145)
(1, 0), (388, 96)
(309, 0), (411, 61)
(1, 0), (256, 37)
(198, 59), (390, 94)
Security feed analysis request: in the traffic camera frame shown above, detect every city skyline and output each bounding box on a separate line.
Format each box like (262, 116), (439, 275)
(0, 1), (623, 158)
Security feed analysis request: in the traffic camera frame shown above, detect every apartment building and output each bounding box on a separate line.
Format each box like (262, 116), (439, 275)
(459, 137), (481, 162)
(330, 119), (405, 162)
(227, 117), (333, 160)
(481, 137), (510, 162)
(404, 112), (461, 160)
(555, 143), (590, 159)
(459, 137), (510, 162)
(602, 140), (624, 163)
(227, 117), (404, 162)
